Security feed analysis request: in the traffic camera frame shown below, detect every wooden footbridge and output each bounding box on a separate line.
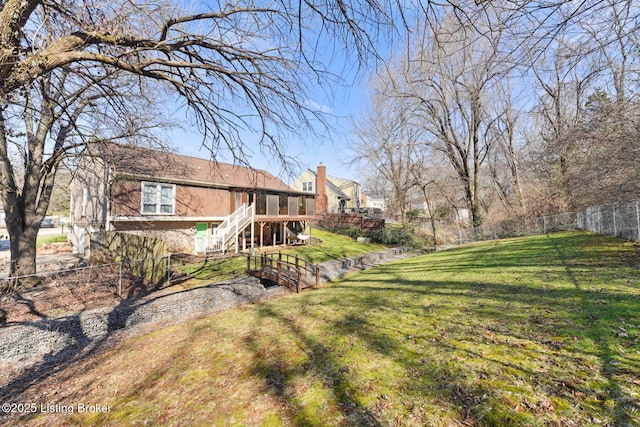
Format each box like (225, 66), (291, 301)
(247, 253), (320, 293)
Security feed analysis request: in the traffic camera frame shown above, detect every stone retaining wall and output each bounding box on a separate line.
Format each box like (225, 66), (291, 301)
(0, 247), (415, 367)
(0, 277), (288, 366)
(318, 247), (411, 282)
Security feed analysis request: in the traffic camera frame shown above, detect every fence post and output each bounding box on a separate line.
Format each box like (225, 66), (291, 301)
(167, 254), (171, 284)
(118, 261), (123, 297)
(598, 206), (602, 233)
(613, 205), (617, 237)
(577, 212), (581, 230)
(636, 200), (640, 242)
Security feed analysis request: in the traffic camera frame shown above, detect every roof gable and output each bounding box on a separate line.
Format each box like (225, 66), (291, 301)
(96, 144), (293, 192)
(299, 168), (351, 199)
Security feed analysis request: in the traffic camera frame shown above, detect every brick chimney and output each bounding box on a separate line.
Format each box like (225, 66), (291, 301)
(316, 162), (328, 213)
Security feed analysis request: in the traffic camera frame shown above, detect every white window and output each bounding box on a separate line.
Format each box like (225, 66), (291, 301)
(302, 181), (313, 192)
(141, 182), (175, 214)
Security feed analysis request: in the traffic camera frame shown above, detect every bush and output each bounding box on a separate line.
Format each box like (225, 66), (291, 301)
(371, 224), (430, 248)
(321, 223), (431, 249)
(406, 209), (420, 222)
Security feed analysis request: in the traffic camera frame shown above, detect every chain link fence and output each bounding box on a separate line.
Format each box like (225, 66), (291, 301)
(3, 200), (639, 297)
(440, 212), (578, 245)
(576, 199), (640, 243)
(438, 199), (640, 246)
(0, 255), (174, 296)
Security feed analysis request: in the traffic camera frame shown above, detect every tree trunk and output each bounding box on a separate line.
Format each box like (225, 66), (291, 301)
(461, 174), (482, 228)
(7, 221), (39, 278)
(420, 186), (438, 249)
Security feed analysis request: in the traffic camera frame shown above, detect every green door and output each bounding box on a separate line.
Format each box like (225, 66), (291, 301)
(195, 222), (208, 254)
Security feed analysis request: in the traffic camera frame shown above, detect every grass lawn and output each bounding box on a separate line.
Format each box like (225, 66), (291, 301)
(12, 231), (640, 426)
(35, 233), (68, 248)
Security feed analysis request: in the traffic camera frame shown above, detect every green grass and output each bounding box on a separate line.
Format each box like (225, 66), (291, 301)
(176, 229), (387, 285)
(18, 231), (640, 426)
(177, 254), (248, 283)
(35, 233), (68, 248)
(280, 229), (387, 263)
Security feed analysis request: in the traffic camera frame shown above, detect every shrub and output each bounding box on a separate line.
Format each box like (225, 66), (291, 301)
(371, 224), (430, 248)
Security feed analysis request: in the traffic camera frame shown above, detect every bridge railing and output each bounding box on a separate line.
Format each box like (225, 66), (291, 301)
(247, 252), (320, 292)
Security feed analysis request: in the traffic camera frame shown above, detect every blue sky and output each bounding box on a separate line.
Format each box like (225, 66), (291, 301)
(167, 1), (401, 187)
(173, 68), (371, 186)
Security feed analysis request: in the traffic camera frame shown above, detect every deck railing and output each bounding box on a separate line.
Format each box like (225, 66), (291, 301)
(209, 203), (254, 254)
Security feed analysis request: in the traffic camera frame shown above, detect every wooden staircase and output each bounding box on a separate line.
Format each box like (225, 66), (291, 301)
(208, 203), (254, 254)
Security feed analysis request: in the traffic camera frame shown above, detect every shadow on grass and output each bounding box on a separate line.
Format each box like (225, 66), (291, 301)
(2, 231), (638, 425)
(547, 234), (640, 425)
(0, 274), (224, 423)
(245, 286), (531, 424)
(177, 254), (245, 280)
(246, 303), (384, 426)
(245, 232), (639, 425)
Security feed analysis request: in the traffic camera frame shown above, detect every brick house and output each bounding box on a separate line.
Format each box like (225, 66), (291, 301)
(292, 163), (363, 214)
(69, 144), (316, 255)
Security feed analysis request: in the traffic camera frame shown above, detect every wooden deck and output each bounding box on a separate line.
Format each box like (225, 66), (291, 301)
(247, 253), (320, 293)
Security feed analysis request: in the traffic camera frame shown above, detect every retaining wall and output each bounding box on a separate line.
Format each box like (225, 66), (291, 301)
(0, 277), (288, 366)
(318, 213), (385, 233)
(0, 247), (415, 368)
(318, 247), (411, 282)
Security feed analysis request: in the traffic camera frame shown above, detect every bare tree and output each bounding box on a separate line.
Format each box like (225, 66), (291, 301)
(351, 87), (422, 223)
(2, 0), (638, 278)
(577, 0), (639, 108)
(353, 62), (469, 245)
(528, 0), (640, 211)
(351, 0), (640, 228)
(486, 79), (526, 216)
(0, 0), (400, 278)
(570, 0), (640, 204)
(387, 13), (512, 227)
(532, 39), (600, 176)
(408, 155), (445, 247)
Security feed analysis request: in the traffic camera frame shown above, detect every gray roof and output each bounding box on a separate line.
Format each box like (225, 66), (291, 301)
(305, 169), (350, 200)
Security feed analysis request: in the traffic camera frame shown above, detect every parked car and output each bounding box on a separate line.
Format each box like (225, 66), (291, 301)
(40, 218), (54, 228)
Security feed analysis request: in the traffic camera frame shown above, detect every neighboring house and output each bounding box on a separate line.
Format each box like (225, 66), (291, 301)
(410, 201), (427, 212)
(366, 195), (386, 212)
(69, 144), (316, 256)
(292, 163), (363, 214)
